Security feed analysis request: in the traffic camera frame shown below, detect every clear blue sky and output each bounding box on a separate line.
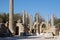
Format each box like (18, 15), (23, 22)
(0, 0), (60, 21)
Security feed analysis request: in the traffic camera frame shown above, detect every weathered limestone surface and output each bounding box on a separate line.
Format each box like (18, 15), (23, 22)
(5, 22), (9, 28)
(50, 15), (59, 35)
(29, 15), (33, 33)
(33, 22), (39, 35)
(16, 20), (24, 36)
(9, 0), (15, 34)
(22, 10), (25, 24)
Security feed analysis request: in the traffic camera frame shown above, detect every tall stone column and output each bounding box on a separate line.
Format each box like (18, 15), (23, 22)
(26, 12), (28, 27)
(35, 14), (39, 35)
(36, 14), (38, 23)
(22, 10), (25, 24)
(9, 0), (15, 34)
(46, 15), (49, 29)
(51, 15), (54, 27)
(29, 15), (32, 33)
(51, 14), (59, 35)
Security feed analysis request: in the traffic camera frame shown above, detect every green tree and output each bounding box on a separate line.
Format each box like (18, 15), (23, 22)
(0, 13), (22, 23)
(14, 13), (22, 21)
(0, 18), (3, 23)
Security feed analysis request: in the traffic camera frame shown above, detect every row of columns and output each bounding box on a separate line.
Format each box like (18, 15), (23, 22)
(9, 0), (59, 36)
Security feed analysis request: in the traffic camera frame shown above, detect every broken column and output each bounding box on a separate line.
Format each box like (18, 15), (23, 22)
(51, 14), (59, 36)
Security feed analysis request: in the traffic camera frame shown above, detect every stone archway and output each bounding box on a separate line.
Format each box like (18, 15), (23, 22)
(40, 22), (47, 33)
(33, 22), (39, 34)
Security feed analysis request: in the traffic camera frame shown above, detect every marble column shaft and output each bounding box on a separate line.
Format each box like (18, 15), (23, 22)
(9, 0), (15, 33)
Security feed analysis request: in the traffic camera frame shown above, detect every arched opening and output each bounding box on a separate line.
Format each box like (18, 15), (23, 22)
(42, 24), (46, 28)
(41, 24), (46, 33)
(33, 25), (37, 34)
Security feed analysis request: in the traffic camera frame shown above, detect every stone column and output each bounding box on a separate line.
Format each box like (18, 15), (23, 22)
(51, 15), (55, 33)
(26, 12), (28, 27)
(24, 12), (28, 34)
(51, 15), (54, 27)
(36, 14), (38, 23)
(29, 15), (32, 33)
(22, 10), (25, 24)
(9, 0), (15, 34)
(35, 14), (39, 35)
(51, 14), (59, 35)
(35, 14), (38, 24)
(46, 15), (49, 29)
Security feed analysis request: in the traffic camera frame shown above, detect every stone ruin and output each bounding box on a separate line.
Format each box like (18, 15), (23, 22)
(0, 0), (59, 37)
(16, 19), (24, 36)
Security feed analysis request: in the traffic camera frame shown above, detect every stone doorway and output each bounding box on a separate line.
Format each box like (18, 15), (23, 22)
(41, 24), (46, 33)
(40, 22), (47, 33)
(15, 27), (19, 35)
